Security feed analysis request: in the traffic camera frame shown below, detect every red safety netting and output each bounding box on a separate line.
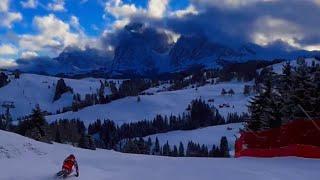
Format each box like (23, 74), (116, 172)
(235, 120), (320, 158)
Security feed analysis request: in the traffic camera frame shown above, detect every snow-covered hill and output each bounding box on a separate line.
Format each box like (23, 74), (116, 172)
(46, 81), (252, 125)
(145, 123), (242, 155)
(0, 73), (112, 120)
(0, 71), (252, 125)
(259, 58), (320, 74)
(1, 130), (319, 180)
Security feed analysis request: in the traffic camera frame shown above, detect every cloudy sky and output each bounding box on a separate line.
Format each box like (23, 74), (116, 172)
(1, 0), (320, 68)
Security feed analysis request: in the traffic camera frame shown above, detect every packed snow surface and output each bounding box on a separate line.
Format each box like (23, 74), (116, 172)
(46, 81), (252, 125)
(0, 130), (319, 180)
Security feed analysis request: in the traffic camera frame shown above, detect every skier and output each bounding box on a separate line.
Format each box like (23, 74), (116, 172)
(57, 154), (79, 178)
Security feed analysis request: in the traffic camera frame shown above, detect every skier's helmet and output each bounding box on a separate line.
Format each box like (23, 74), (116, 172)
(69, 154), (75, 160)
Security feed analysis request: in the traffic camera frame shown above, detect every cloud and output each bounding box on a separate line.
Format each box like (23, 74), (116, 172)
(147, 0), (169, 18)
(105, 0), (144, 19)
(101, 22), (173, 54)
(105, 0), (169, 19)
(157, 0), (320, 50)
(21, 0), (38, 9)
(48, 0), (66, 11)
(252, 16), (303, 49)
(0, 44), (18, 56)
(170, 5), (198, 18)
(0, 0), (23, 28)
(1, 12), (23, 28)
(105, 0), (320, 51)
(194, 0), (277, 9)
(70, 15), (80, 30)
(0, 58), (17, 68)
(18, 14), (82, 54)
(21, 51), (38, 59)
(112, 18), (130, 29)
(104, 0), (170, 30)
(0, 0), (9, 12)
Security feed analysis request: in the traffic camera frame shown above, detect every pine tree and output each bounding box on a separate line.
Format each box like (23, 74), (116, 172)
(213, 146), (221, 157)
(228, 89), (235, 96)
(312, 67), (320, 117)
(53, 79), (73, 101)
(147, 137), (152, 154)
(137, 137), (147, 154)
(29, 105), (48, 138)
(78, 134), (89, 149)
(279, 62), (295, 123)
(247, 95), (265, 131)
(178, 142), (185, 157)
(209, 145), (216, 157)
(201, 144), (208, 157)
(220, 136), (230, 157)
(88, 135), (96, 150)
(290, 60), (315, 119)
(153, 137), (160, 155)
(98, 80), (106, 104)
(186, 141), (194, 157)
(247, 73), (281, 130)
(162, 141), (171, 156)
(123, 139), (140, 154)
(0, 72), (9, 88)
(172, 145), (178, 157)
(262, 78), (282, 129)
(243, 85), (251, 95)
(55, 128), (62, 143)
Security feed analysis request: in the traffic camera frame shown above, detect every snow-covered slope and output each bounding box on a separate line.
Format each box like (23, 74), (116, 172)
(46, 82), (252, 125)
(0, 73), (111, 120)
(1, 130), (320, 180)
(145, 123), (242, 153)
(260, 58), (320, 74)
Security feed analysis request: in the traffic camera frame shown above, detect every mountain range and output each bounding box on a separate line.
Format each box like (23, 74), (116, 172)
(13, 23), (320, 77)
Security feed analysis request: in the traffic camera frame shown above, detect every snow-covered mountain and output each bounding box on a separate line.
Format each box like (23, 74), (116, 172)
(110, 23), (172, 75)
(168, 35), (236, 70)
(15, 47), (113, 75)
(55, 46), (112, 73)
(1, 129), (319, 180)
(109, 24), (319, 76)
(10, 23), (320, 77)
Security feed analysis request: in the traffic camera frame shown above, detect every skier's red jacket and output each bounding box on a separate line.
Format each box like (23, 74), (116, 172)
(62, 155), (79, 173)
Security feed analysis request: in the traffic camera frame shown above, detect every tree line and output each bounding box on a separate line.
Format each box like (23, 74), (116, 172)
(120, 136), (230, 158)
(88, 99), (247, 149)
